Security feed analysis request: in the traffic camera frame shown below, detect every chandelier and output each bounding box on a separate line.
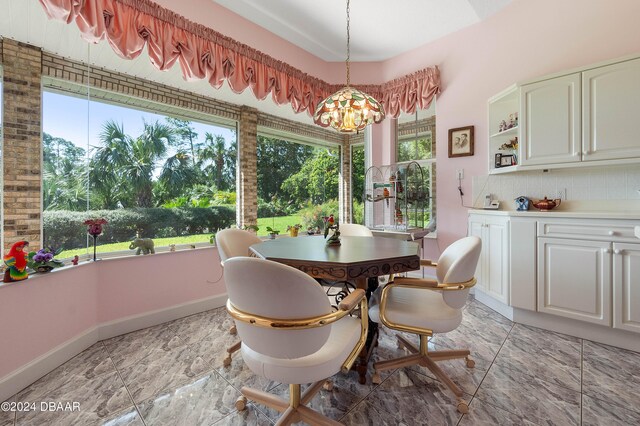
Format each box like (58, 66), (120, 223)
(314, 0), (385, 133)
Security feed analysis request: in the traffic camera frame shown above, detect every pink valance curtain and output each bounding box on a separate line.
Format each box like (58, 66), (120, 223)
(38, 0), (440, 120)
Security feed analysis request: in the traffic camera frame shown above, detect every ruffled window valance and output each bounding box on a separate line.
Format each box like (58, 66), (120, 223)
(38, 0), (440, 121)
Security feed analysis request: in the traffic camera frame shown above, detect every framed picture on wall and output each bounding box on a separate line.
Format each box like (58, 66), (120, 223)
(448, 126), (475, 158)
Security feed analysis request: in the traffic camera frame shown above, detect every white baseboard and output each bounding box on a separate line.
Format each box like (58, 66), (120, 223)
(0, 293), (227, 402)
(473, 289), (514, 320)
(98, 293), (228, 340)
(513, 308), (640, 353)
(0, 327), (99, 403)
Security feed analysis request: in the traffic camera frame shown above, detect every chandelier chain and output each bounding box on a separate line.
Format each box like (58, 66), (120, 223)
(346, 0), (350, 86)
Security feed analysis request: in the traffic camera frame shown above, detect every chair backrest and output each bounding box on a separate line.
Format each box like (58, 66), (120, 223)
(216, 228), (262, 263)
(339, 223), (373, 237)
(224, 257), (333, 358)
(435, 236), (482, 309)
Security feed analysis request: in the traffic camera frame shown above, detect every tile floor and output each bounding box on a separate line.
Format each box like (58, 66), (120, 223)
(2, 298), (640, 425)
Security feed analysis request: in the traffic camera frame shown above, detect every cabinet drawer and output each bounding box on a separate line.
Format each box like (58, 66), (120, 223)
(538, 219), (639, 242)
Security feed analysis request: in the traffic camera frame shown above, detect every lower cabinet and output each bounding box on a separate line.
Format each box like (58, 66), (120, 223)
(537, 237), (611, 326)
(613, 242), (640, 333)
(469, 214), (510, 304)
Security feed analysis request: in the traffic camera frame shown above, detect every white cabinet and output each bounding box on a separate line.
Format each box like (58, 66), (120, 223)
(582, 58), (640, 161)
(468, 214), (509, 304)
(537, 237), (611, 326)
(519, 73), (581, 166)
(613, 242), (640, 333)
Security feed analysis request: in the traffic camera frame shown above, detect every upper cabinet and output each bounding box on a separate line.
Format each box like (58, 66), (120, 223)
(519, 73), (581, 166)
(488, 55), (640, 174)
(583, 58), (640, 161)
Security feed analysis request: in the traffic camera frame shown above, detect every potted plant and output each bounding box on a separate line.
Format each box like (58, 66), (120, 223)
(242, 224), (260, 234)
(287, 224), (302, 237)
(27, 247), (65, 273)
(266, 226), (280, 239)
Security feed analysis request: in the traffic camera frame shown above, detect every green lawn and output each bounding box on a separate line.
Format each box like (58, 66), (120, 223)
(256, 214), (303, 236)
(57, 214), (304, 258)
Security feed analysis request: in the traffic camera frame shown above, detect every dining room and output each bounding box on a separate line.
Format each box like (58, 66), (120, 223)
(1, 0), (640, 425)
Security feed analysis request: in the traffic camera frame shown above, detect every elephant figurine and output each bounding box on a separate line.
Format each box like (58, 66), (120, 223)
(129, 238), (155, 255)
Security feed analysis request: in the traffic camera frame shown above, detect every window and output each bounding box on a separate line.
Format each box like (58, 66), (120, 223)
(256, 133), (340, 236)
(396, 115), (436, 225)
(351, 143), (365, 224)
(42, 89), (237, 259)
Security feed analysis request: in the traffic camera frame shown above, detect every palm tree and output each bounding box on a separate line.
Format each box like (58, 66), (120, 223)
(199, 132), (235, 191)
(91, 120), (175, 208)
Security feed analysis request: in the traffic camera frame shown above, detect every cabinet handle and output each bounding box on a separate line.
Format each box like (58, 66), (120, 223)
(608, 231), (616, 236)
(614, 249), (623, 255)
(603, 248), (612, 254)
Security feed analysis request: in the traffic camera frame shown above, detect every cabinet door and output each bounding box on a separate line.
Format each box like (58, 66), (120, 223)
(583, 58), (640, 161)
(468, 216), (486, 291)
(613, 243), (640, 333)
(485, 218), (510, 304)
(520, 73), (581, 166)
(537, 238), (611, 325)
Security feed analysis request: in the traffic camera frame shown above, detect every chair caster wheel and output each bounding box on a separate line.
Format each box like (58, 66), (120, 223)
(229, 325), (237, 335)
(223, 356), (232, 367)
(457, 401), (469, 414)
(372, 373), (381, 384)
(465, 357), (475, 368)
(235, 396), (247, 411)
(323, 380), (333, 391)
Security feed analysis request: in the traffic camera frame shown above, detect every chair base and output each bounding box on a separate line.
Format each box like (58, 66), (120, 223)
(373, 334), (474, 414)
(223, 341), (241, 367)
(237, 381), (340, 426)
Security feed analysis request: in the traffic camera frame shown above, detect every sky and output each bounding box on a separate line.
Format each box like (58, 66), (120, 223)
(42, 91), (236, 153)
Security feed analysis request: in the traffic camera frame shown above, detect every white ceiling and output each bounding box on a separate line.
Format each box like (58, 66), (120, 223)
(213, 0), (513, 61)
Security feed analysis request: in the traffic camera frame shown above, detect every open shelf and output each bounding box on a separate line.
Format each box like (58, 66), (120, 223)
(489, 126), (518, 138)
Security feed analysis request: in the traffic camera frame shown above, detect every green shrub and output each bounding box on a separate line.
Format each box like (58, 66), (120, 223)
(298, 200), (339, 230)
(43, 206), (235, 252)
(352, 201), (365, 225)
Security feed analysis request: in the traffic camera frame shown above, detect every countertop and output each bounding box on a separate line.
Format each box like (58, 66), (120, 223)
(469, 200), (640, 220)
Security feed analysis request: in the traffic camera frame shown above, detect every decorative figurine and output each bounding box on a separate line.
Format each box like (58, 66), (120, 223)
(324, 222), (341, 246)
(499, 120), (507, 132)
(129, 238), (156, 255)
(515, 196), (530, 211)
(169, 244), (176, 252)
(84, 218), (108, 261)
(3, 241), (30, 282)
(72, 255), (79, 266)
(508, 114), (516, 129)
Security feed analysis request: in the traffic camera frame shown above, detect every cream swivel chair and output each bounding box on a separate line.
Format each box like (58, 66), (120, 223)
(338, 223), (374, 237)
(225, 257), (368, 426)
(215, 228), (262, 367)
(369, 236), (481, 414)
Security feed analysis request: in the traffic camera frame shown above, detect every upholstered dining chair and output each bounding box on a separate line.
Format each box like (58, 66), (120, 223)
(369, 236), (481, 414)
(338, 223), (374, 237)
(225, 257), (368, 425)
(215, 228), (262, 367)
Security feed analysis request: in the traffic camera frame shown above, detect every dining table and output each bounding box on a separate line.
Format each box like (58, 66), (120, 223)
(250, 235), (421, 384)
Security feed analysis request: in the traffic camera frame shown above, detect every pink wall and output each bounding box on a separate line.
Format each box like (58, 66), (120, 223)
(374, 0), (640, 248)
(0, 248), (225, 380)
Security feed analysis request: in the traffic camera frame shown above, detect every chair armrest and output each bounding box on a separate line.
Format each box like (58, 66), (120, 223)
(391, 277), (440, 288)
(420, 259), (438, 267)
(391, 277), (477, 291)
(338, 289), (366, 311)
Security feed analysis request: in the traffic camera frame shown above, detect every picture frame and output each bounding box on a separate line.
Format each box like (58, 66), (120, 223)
(500, 154), (515, 167)
(448, 126), (475, 158)
(495, 153), (502, 168)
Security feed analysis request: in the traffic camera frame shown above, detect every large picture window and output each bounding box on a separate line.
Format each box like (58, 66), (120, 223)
(256, 134), (339, 236)
(42, 90), (237, 259)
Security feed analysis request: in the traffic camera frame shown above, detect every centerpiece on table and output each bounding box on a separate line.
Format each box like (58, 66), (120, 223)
(84, 218), (108, 261)
(266, 226), (280, 240)
(323, 215), (341, 245)
(27, 247), (64, 273)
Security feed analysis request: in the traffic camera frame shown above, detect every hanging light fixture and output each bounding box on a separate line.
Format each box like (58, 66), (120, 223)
(314, 0), (385, 133)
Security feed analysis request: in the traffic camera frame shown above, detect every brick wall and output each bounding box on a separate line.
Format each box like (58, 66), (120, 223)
(238, 106), (258, 228)
(1, 39), (42, 251)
